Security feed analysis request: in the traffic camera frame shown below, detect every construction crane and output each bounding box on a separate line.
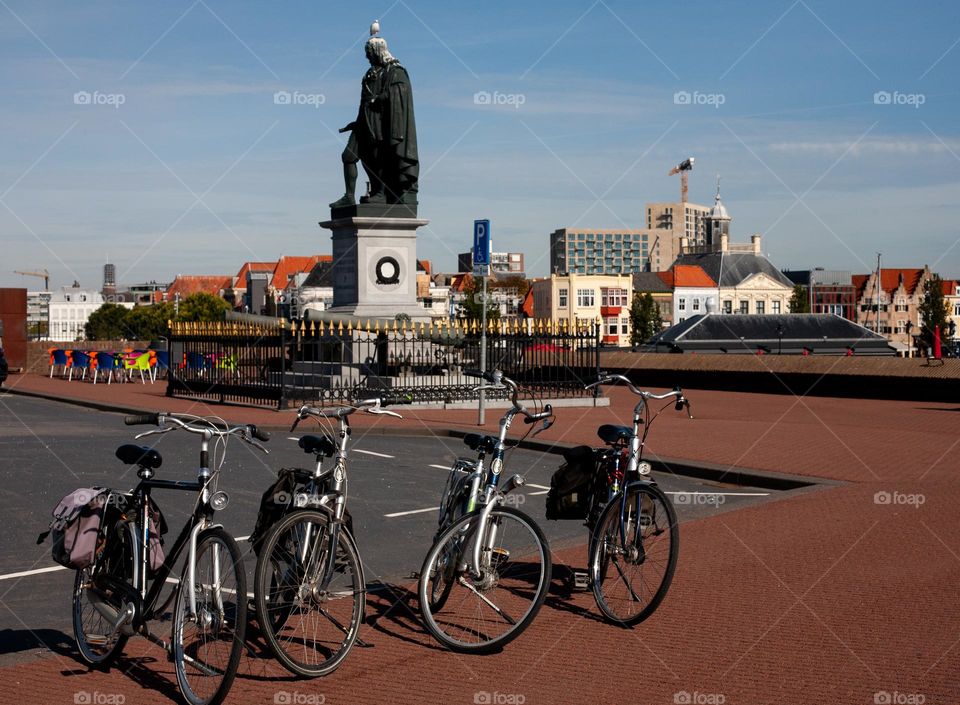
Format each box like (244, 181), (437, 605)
(14, 269), (50, 290)
(668, 157), (695, 203)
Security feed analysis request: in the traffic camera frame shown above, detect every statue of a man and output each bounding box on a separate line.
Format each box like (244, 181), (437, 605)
(330, 26), (419, 208)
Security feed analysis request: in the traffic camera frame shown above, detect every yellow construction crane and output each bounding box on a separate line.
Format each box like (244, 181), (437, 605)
(14, 269), (50, 290)
(668, 157), (695, 203)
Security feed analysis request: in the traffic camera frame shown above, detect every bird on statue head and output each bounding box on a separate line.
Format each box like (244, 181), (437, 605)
(370, 19), (380, 36)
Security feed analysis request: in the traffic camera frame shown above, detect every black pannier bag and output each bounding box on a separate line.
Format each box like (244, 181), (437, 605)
(250, 467), (355, 555)
(545, 446), (599, 521)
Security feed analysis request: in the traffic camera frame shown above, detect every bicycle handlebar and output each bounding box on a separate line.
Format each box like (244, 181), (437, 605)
(291, 396), (411, 431)
(586, 374), (693, 418)
(127, 412), (271, 450)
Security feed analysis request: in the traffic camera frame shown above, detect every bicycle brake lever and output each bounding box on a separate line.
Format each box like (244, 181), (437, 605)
(532, 418), (554, 436)
(368, 408), (402, 419)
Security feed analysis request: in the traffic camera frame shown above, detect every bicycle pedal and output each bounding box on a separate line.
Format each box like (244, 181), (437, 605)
(572, 571), (591, 590)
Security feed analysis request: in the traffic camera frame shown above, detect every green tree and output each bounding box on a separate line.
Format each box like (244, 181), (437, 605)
(488, 275), (530, 297)
(457, 277), (501, 322)
(126, 302), (175, 340)
(629, 292), (663, 346)
(918, 274), (950, 350)
(175, 293), (231, 323)
(85, 303), (131, 340)
(788, 284), (810, 313)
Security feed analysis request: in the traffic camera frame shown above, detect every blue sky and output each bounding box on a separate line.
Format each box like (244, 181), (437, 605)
(1, 0), (959, 289)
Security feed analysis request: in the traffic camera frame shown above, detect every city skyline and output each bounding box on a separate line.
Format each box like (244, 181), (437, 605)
(2, 0), (959, 290)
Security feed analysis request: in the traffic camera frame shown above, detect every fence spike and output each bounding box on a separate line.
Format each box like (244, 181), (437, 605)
(337, 319), (344, 334)
(400, 317), (408, 333)
(364, 319), (371, 333)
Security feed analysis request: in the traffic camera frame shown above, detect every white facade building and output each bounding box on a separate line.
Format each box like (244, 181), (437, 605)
(47, 288), (132, 341)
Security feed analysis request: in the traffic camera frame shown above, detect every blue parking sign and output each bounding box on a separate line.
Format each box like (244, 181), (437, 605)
(473, 219), (491, 266)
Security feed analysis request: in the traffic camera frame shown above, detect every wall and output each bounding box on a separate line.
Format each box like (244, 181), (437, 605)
(0, 288), (27, 369)
(600, 350), (960, 402)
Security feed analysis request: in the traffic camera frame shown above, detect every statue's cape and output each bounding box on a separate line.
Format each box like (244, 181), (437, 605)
(382, 63), (419, 188)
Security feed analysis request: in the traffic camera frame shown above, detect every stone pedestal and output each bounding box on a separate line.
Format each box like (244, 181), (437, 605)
(319, 213), (430, 320)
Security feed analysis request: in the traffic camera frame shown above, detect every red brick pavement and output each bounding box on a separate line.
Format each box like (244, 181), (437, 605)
(3, 372), (960, 704)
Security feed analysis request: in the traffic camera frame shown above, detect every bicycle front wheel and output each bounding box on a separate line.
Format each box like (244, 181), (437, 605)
(171, 527), (247, 705)
(418, 506), (551, 653)
(254, 509), (364, 678)
(590, 483), (679, 626)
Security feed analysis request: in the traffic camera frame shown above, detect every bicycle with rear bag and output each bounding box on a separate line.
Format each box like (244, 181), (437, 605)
(250, 395), (411, 677)
(418, 369), (555, 653)
(550, 374), (691, 625)
(44, 412), (270, 705)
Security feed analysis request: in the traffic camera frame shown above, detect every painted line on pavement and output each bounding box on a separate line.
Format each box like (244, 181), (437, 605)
(664, 491), (770, 497)
(0, 565), (66, 581)
(354, 449), (395, 459)
(385, 506), (440, 518)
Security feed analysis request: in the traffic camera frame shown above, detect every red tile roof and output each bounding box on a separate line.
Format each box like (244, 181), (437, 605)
(233, 261), (277, 289)
(166, 275), (232, 299)
(450, 273), (474, 293)
(854, 269), (927, 297)
(672, 264), (716, 288)
(417, 259), (432, 276)
(656, 271), (674, 288)
(942, 280), (957, 296)
(521, 288), (534, 318)
(270, 256), (328, 290)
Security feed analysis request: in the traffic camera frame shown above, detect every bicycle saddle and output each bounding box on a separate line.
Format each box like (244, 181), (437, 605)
(596, 424), (632, 445)
(462, 433), (497, 453)
(299, 434), (337, 457)
(116, 444), (163, 469)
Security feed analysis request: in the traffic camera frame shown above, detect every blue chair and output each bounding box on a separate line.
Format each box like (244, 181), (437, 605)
(151, 350), (170, 382)
(93, 351), (122, 384)
(68, 351), (92, 381)
(49, 349), (68, 378)
(184, 351), (210, 376)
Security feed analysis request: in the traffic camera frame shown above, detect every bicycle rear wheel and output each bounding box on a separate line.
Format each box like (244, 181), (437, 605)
(418, 506), (551, 653)
(254, 509), (364, 678)
(590, 483), (679, 625)
(171, 527), (247, 705)
(73, 521), (133, 666)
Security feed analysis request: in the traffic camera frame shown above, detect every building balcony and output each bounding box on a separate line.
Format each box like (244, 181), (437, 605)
(600, 306), (622, 316)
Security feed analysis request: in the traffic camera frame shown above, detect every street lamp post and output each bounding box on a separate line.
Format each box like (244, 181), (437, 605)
(776, 323), (784, 355)
(905, 321), (913, 358)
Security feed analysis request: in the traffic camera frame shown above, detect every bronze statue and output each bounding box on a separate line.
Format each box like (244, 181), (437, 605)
(330, 22), (419, 209)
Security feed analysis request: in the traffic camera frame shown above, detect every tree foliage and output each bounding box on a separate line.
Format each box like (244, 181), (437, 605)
(85, 304), (130, 340)
(629, 292), (662, 346)
(84, 295), (226, 341)
(175, 293), (231, 322)
(917, 275), (950, 349)
(788, 284), (810, 313)
(457, 277), (501, 322)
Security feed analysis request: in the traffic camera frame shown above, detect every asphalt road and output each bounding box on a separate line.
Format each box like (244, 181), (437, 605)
(0, 394), (787, 665)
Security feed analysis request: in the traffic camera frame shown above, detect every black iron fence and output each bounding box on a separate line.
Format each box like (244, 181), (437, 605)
(166, 318), (600, 409)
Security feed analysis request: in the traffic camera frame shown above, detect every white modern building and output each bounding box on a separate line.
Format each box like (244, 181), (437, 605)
(47, 287), (132, 341)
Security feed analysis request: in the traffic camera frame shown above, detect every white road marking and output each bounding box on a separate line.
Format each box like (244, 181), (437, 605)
(0, 565), (67, 581)
(664, 491), (770, 497)
(354, 449), (394, 459)
(385, 506), (440, 518)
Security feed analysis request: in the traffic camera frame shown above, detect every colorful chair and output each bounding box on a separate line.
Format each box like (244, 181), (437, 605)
(68, 351), (92, 381)
(49, 349), (68, 378)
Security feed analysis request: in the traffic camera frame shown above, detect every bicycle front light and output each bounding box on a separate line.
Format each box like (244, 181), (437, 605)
(209, 490), (230, 511)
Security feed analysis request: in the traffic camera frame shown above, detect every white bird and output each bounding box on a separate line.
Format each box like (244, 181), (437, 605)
(370, 20), (380, 36)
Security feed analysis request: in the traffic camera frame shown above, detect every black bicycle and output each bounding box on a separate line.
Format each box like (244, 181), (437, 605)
(252, 396), (411, 677)
(580, 374), (690, 625)
(72, 412), (269, 705)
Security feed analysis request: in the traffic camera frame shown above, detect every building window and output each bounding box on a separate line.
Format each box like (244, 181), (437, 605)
(576, 288), (595, 307)
(558, 288), (568, 308)
(692, 299), (700, 311)
(772, 300), (781, 314)
(756, 301), (765, 315)
(954, 303), (960, 316)
(601, 288), (628, 307)
(678, 298), (686, 312)
(723, 300), (732, 314)
(739, 300), (749, 314)
(605, 317), (619, 336)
